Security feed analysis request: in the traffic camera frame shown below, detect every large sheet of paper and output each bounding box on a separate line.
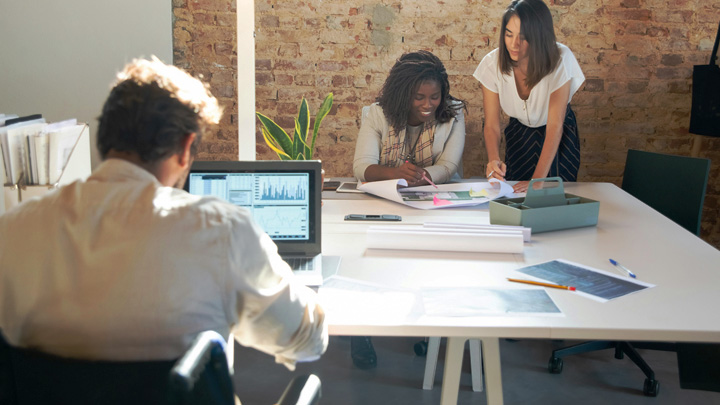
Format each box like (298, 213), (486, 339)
(318, 276), (563, 322)
(420, 287), (562, 317)
(516, 259), (654, 302)
(318, 276), (418, 325)
(357, 178), (514, 209)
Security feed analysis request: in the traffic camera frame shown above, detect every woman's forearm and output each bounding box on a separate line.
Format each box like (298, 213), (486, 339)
(363, 164), (397, 182)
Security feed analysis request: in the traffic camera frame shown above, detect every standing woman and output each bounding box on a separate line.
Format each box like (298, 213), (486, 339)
(474, 0), (584, 192)
(353, 50), (467, 187)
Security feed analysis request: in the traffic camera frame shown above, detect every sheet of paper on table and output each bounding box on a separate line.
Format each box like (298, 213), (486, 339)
(318, 276), (419, 325)
(516, 259), (655, 303)
(420, 287), (563, 317)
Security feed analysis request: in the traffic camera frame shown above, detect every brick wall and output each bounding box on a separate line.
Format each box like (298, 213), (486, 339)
(173, 0), (239, 161)
(173, 0), (720, 249)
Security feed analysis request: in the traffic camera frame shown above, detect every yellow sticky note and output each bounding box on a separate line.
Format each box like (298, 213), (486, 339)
(469, 188), (488, 197)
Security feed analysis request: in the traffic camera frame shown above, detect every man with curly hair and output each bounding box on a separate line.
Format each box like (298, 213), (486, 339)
(0, 57), (327, 371)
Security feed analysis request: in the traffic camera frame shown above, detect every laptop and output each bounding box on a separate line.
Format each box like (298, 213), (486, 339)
(184, 160), (324, 286)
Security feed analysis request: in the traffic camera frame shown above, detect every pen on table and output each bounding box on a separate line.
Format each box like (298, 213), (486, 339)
(507, 278), (576, 291)
(609, 259), (636, 278)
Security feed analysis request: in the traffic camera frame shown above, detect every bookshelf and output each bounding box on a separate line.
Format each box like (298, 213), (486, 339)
(1, 124), (91, 215)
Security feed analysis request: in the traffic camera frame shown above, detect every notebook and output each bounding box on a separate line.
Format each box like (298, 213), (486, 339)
(184, 160), (325, 286)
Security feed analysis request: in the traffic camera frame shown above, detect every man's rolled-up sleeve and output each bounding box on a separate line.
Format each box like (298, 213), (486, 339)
(224, 213), (328, 370)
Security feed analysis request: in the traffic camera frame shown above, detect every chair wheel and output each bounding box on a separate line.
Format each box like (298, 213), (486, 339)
(643, 378), (659, 397)
(548, 357), (563, 374)
(414, 341), (428, 356)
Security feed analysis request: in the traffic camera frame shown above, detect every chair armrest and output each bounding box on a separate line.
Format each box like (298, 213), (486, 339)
(276, 374), (321, 405)
(168, 331), (234, 405)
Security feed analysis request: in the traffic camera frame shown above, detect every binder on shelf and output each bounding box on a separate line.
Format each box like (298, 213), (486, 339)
(2, 124), (91, 214)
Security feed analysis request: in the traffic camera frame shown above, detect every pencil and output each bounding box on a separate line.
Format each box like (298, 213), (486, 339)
(422, 172), (438, 188)
(507, 278), (576, 291)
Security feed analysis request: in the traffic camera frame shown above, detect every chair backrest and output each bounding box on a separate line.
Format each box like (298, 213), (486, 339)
(0, 331), (175, 405)
(168, 330), (235, 405)
(621, 149), (711, 235)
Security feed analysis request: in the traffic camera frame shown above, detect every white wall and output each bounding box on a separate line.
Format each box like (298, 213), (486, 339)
(237, 1), (256, 160)
(0, 0), (173, 167)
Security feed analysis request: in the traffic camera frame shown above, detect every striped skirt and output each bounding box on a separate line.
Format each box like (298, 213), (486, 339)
(504, 105), (580, 181)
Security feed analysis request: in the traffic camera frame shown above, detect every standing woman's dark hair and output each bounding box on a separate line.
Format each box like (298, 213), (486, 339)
(376, 50), (466, 134)
(498, 0), (560, 89)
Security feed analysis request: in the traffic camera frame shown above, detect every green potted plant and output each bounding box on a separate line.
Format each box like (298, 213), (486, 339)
(256, 93), (333, 161)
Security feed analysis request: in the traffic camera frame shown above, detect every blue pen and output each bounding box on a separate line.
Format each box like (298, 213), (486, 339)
(609, 259), (636, 278)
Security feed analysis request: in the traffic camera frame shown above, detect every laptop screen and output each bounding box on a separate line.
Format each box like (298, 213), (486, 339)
(183, 160), (322, 255)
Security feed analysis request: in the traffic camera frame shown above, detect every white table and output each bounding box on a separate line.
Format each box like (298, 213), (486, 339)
(320, 182), (720, 405)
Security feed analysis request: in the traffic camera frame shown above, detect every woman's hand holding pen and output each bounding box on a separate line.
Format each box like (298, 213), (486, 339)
(488, 160), (535, 193)
(486, 160), (506, 181)
(396, 161), (426, 186)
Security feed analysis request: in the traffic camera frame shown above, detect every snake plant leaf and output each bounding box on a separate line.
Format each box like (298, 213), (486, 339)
(256, 112), (293, 156)
(297, 98), (310, 159)
(310, 93), (333, 157)
(293, 117), (310, 160)
(261, 127), (291, 160)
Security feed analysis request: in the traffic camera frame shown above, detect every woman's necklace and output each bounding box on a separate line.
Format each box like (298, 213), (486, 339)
(404, 124), (424, 164)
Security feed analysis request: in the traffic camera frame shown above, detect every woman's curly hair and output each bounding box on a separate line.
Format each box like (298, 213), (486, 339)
(376, 50), (466, 134)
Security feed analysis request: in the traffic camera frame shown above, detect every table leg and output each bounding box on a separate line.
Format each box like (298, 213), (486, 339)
(481, 338), (504, 405)
(469, 339), (484, 392)
(440, 337), (467, 405)
(422, 337), (442, 390)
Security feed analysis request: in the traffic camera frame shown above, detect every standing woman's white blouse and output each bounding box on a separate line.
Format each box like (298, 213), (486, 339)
(473, 43), (585, 128)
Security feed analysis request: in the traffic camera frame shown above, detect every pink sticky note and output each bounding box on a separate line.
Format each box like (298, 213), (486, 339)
(433, 194), (452, 206)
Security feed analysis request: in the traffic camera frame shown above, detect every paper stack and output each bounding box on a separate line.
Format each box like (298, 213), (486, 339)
(366, 223), (529, 254)
(1, 116), (82, 186)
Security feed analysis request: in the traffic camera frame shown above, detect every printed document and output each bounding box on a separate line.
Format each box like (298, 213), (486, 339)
(517, 259), (654, 302)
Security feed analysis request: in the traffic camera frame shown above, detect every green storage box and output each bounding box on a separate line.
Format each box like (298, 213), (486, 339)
(489, 177), (599, 233)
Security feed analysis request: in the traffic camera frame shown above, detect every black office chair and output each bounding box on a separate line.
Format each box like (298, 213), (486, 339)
(548, 149), (712, 397)
(0, 330), (321, 405)
(169, 330), (322, 405)
(168, 331), (236, 404)
(620, 149), (710, 235)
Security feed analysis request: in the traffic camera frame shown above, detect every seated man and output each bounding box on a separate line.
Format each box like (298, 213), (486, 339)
(0, 57), (327, 370)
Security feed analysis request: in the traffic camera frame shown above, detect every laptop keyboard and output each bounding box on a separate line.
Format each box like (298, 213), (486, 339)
(287, 258), (315, 271)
